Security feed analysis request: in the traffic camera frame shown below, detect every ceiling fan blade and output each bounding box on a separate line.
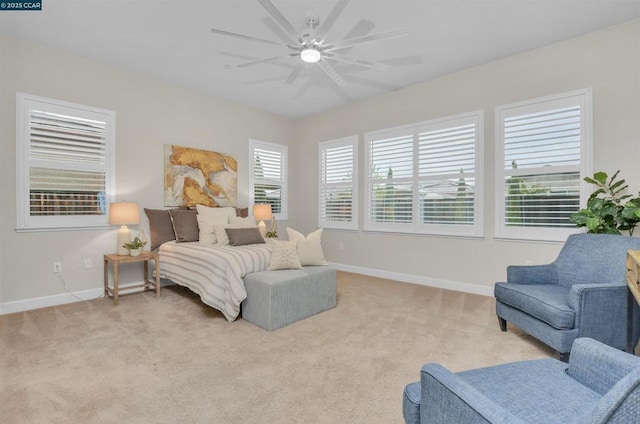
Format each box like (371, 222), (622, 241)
(323, 52), (392, 71)
(210, 28), (285, 47)
(317, 60), (346, 87)
(257, 0), (304, 44)
(344, 19), (375, 40)
(285, 64), (304, 84)
(326, 78), (351, 101)
(211, 28), (289, 47)
(261, 16), (298, 45)
(314, 0), (350, 43)
(219, 51), (298, 71)
(293, 81), (313, 99)
(237, 55), (289, 68)
(324, 28), (408, 51)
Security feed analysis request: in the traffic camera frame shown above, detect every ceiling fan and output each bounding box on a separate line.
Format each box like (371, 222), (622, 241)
(210, 0), (409, 88)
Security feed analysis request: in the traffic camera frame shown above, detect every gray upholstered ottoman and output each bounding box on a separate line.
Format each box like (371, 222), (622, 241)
(241, 266), (337, 331)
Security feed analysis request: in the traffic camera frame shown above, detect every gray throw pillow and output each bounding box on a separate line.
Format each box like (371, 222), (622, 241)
(169, 209), (199, 243)
(225, 227), (265, 246)
(144, 208), (181, 250)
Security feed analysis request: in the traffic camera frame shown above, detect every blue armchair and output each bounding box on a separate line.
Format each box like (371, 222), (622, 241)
(494, 233), (640, 361)
(403, 337), (640, 424)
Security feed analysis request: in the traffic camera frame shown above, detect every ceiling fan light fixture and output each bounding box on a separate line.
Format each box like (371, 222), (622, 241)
(300, 47), (321, 63)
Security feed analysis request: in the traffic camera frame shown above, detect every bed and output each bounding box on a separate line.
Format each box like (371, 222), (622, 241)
(158, 241), (271, 321)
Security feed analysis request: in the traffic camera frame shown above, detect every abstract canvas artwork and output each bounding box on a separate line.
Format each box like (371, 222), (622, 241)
(164, 144), (237, 207)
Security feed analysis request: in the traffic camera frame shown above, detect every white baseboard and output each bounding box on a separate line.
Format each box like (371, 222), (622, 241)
(0, 280), (159, 315)
(328, 262), (494, 297)
(0, 267), (492, 315)
(0, 288), (105, 315)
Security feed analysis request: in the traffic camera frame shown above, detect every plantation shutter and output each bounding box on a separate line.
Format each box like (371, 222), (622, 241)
(17, 93), (115, 230)
(319, 136), (357, 229)
(251, 141), (287, 220)
(418, 123), (476, 225)
(367, 130), (414, 225)
(28, 110), (108, 216)
(364, 111), (483, 236)
(502, 105), (582, 228)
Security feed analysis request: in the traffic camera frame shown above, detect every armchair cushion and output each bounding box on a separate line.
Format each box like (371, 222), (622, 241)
(494, 283), (574, 329)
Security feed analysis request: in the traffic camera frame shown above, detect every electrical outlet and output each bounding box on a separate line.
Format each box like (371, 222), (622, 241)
(339, 242), (344, 251)
(83, 259), (92, 269)
(53, 262), (62, 273)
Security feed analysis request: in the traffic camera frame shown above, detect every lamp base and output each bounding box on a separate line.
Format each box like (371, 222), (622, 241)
(258, 221), (266, 237)
(117, 225), (131, 256)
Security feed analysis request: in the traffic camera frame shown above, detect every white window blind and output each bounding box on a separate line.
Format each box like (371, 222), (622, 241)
(16, 93), (115, 230)
(365, 111), (483, 236)
(319, 136), (358, 230)
(418, 122), (476, 226)
(496, 89), (591, 241)
(249, 140), (288, 220)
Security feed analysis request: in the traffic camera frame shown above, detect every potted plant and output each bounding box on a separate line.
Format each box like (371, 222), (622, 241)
(571, 171), (640, 235)
(123, 237), (147, 256)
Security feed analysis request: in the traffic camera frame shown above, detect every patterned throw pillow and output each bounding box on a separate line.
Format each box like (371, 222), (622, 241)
(267, 239), (302, 270)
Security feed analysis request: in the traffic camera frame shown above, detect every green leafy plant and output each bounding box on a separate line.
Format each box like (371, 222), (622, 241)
(123, 237), (147, 250)
(571, 171), (640, 235)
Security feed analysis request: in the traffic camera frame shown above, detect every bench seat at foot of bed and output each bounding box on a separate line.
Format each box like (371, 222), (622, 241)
(241, 266), (337, 331)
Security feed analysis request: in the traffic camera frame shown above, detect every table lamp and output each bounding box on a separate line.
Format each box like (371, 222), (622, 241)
(253, 204), (272, 237)
(109, 202), (140, 255)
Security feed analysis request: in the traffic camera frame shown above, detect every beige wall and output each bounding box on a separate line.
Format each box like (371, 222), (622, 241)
(0, 36), (295, 309)
(2, 19), (639, 310)
(292, 19), (640, 290)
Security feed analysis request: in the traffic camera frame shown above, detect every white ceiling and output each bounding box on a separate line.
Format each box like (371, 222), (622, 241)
(1, 0), (639, 118)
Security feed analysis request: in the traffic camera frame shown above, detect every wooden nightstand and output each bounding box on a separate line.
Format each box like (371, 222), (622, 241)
(104, 251), (160, 305)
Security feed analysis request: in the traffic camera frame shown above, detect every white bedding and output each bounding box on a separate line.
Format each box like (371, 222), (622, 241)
(158, 241), (271, 321)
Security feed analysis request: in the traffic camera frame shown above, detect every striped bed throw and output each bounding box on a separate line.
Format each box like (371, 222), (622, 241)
(158, 241), (271, 321)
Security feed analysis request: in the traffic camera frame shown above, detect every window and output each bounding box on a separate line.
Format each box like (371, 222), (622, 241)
(16, 93), (115, 231)
(249, 139), (288, 220)
(495, 89), (592, 241)
(364, 111), (483, 237)
(319, 135), (358, 230)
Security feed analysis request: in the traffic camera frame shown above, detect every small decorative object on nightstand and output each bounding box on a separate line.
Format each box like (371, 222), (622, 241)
(104, 251), (160, 305)
(123, 237), (147, 257)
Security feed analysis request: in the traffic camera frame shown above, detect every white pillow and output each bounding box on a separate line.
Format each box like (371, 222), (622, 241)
(230, 216), (257, 227)
(267, 239), (302, 270)
(196, 204), (236, 223)
(196, 214), (227, 245)
(286, 228), (328, 266)
(213, 217), (257, 245)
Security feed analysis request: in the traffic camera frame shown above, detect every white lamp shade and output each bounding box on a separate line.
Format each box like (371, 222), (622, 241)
(253, 204), (273, 221)
(108, 202), (140, 225)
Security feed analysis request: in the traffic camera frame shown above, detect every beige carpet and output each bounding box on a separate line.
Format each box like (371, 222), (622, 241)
(0, 271), (553, 423)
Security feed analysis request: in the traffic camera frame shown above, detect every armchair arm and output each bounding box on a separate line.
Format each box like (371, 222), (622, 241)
(420, 364), (526, 424)
(568, 283), (628, 349)
(567, 337), (640, 395)
(506, 264), (558, 284)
